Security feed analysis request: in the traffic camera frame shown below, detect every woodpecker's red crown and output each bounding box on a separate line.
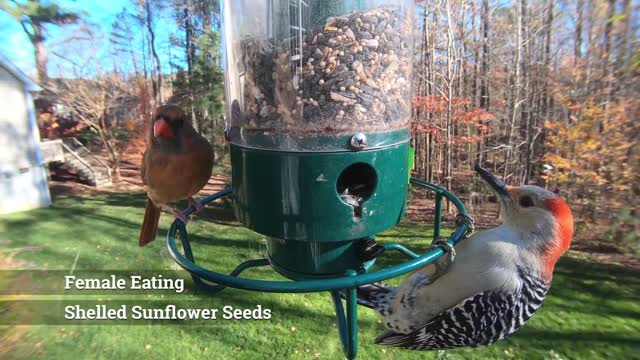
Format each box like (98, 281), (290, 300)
(508, 186), (573, 280)
(475, 163), (574, 281)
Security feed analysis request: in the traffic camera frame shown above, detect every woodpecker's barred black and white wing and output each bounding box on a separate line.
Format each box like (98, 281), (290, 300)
(375, 268), (550, 350)
(341, 282), (396, 315)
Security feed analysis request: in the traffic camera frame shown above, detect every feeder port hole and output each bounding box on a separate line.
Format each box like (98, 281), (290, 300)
(337, 163), (377, 220)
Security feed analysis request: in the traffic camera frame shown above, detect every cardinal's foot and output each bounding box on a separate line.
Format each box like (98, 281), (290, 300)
(188, 197), (204, 213)
(161, 204), (188, 224)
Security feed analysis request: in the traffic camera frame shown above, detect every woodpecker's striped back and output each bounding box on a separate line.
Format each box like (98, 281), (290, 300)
(373, 267), (550, 350)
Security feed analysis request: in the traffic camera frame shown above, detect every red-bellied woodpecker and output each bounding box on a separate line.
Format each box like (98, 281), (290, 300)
(356, 163), (574, 350)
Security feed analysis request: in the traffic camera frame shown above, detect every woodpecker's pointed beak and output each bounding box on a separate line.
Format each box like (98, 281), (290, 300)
(474, 163), (509, 197)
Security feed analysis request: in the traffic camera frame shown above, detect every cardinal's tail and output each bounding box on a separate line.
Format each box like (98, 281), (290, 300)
(139, 197), (161, 247)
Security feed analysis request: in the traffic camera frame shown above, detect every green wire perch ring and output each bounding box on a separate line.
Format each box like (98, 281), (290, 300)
(166, 178), (472, 359)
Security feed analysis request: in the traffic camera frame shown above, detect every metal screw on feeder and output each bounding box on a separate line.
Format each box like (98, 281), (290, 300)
(350, 133), (367, 150)
(164, 1), (473, 359)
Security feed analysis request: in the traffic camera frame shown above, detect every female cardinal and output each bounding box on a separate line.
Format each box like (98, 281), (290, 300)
(138, 105), (213, 246)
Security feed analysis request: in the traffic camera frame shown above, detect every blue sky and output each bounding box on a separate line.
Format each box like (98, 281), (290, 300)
(0, 0), (178, 79)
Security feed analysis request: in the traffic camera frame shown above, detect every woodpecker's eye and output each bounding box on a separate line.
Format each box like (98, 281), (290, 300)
(519, 196), (534, 208)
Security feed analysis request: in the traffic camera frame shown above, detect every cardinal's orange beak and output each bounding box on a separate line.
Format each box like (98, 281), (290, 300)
(153, 118), (174, 139)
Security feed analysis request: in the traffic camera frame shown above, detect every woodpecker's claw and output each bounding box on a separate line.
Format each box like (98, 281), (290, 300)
(456, 213), (475, 238)
(431, 237), (456, 276)
(431, 237), (456, 262)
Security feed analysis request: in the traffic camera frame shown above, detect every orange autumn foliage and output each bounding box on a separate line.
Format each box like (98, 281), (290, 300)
(411, 95), (495, 145)
(543, 98), (639, 192)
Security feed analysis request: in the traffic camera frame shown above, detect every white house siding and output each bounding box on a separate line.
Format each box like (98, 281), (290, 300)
(0, 64), (51, 214)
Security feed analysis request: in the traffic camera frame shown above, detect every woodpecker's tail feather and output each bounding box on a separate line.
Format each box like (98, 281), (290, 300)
(139, 197), (161, 247)
(339, 282), (395, 315)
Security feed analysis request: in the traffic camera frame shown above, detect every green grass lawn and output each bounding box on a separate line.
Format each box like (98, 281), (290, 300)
(1, 192), (639, 359)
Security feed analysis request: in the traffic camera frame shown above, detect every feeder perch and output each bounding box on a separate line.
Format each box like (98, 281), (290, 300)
(166, 1), (473, 358)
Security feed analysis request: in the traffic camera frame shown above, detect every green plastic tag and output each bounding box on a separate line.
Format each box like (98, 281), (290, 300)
(408, 147), (415, 183)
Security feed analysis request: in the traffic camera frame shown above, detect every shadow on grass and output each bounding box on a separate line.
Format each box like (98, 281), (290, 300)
(515, 328), (640, 346)
(549, 256), (640, 306)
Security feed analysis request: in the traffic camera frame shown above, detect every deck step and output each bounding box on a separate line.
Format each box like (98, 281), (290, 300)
(42, 137), (112, 187)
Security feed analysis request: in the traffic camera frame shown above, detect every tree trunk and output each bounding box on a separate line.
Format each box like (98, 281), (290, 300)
(444, 0), (455, 212)
(520, 0), (530, 183)
(531, 0), (554, 181)
(31, 25), (48, 83)
(471, 2), (483, 165)
(585, 0), (595, 96)
(543, 0), (553, 120)
(471, 2), (479, 107)
(505, 0), (522, 181)
(480, 0), (490, 110)
(185, 4), (193, 75)
(616, 0), (631, 81)
(603, 0), (616, 108)
(569, 0), (584, 125)
(575, 0), (584, 63)
(145, 0), (163, 105)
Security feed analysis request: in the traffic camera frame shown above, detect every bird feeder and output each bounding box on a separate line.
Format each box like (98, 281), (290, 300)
(166, 1), (473, 358)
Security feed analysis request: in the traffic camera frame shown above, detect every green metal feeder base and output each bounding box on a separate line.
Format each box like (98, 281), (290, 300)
(230, 131), (410, 278)
(230, 141), (410, 243)
(166, 179), (473, 359)
(268, 238), (377, 280)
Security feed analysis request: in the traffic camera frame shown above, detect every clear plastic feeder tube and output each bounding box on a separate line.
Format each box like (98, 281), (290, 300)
(223, 0), (414, 151)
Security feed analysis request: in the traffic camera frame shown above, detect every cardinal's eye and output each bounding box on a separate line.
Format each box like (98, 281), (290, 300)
(519, 196), (534, 208)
